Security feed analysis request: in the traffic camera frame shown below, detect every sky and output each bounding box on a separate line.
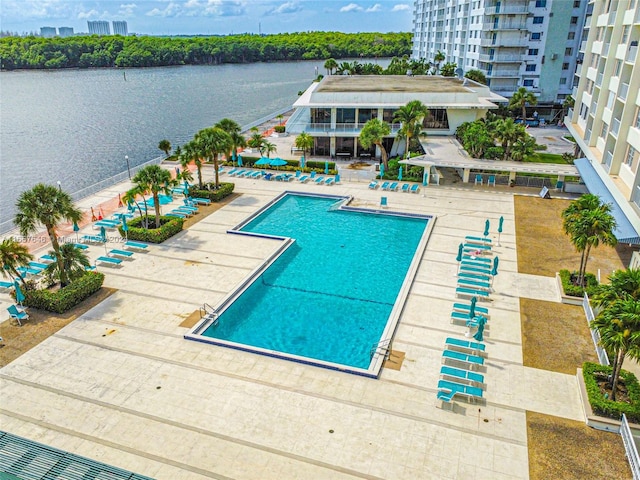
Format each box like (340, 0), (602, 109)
(1, 0), (414, 36)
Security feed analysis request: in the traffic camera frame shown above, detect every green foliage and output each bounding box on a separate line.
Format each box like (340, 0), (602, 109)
(456, 120), (494, 158)
(0, 32), (411, 70)
(464, 69), (487, 85)
(582, 362), (640, 423)
(559, 269), (599, 297)
(274, 125), (286, 133)
(24, 271), (105, 313)
(188, 182), (235, 202)
(440, 62), (457, 77)
(123, 215), (184, 243)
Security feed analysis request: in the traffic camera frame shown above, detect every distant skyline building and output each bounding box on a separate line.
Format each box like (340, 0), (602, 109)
(87, 20), (110, 35)
(411, 0), (588, 104)
(58, 27), (74, 38)
(40, 27), (56, 38)
(112, 21), (128, 36)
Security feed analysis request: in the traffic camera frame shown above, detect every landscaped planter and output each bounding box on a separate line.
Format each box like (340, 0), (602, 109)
(556, 269), (598, 305)
(24, 271), (105, 313)
(119, 215), (184, 243)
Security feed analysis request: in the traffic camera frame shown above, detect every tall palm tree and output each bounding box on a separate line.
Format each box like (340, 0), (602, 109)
(248, 132), (264, 149)
(295, 132), (314, 159)
(131, 165), (175, 229)
(394, 100), (429, 159)
(15, 183), (82, 287)
(180, 140), (204, 189)
(359, 119), (391, 169)
(214, 118), (243, 164)
(260, 141), (277, 158)
(563, 194), (602, 284)
(158, 139), (171, 157)
(0, 237), (33, 288)
(44, 243), (91, 284)
(509, 87), (538, 121)
(122, 185), (149, 229)
(195, 127), (232, 188)
(590, 297), (640, 400)
(592, 268), (640, 308)
(433, 50), (445, 74)
(324, 58), (338, 75)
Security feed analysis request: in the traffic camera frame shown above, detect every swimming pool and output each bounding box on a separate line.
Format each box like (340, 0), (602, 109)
(186, 192), (433, 377)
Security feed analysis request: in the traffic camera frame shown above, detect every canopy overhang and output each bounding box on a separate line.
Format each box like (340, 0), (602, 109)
(574, 158), (640, 245)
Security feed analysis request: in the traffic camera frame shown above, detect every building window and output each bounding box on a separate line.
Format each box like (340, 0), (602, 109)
(570, 16), (578, 24)
(624, 146), (637, 167)
(336, 108), (355, 124)
(613, 59), (622, 76)
(568, 32), (576, 40)
(562, 62), (570, 70)
(422, 109), (450, 129)
(573, 0), (581, 7)
(523, 79), (534, 86)
(533, 16), (544, 24)
(635, 107), (640, 129)
(621, 25), (631, 43)
(600, 122), (609, 139)
(560, 77), (568, 84)
(528, 48), (539, 55)
(382, 109), (397, 123)
(311, 108), (331, 124)
(535, 0), (547, 7)
(526, 64), (536, 72)
(531, 32), (542, 40)
(565, 47), (573, 56)
(357, 109), (377, 124)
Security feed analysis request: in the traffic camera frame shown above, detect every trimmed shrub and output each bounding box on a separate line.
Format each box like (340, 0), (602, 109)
(583, 362), (640, 423)
(559, 269), (599, 297)
(121, 215), (184, 243)
(274, 125), (286, 133)
(188, 182), (235, 202)
(24, 271), (105, 313)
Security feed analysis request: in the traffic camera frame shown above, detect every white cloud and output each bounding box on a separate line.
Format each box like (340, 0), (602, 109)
(366, 4), (381, 12)
(77, 9), (100, 19)
(391, 4), (410, 11)
(146, 2), (181, 17)
(119, 3), (137, 17)
(267, 1), (301, 15)
(146, 0), (244, 18)
(2, 0), (74, 20)
(340, 3), (362, 12)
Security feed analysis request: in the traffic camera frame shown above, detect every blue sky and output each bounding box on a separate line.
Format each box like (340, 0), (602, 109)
(1, 0), (413, 35)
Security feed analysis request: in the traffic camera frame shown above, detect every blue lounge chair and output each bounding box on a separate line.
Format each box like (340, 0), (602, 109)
(380, 181), (390, 190)
(189, 197), (211, 205)
(457, 278), (491, 291)
(463, 243), (492, 251)
(96, 256), (122, 267)
(314, 176), (325, 184)
(368, 181), (379, 189)
(388, 182), (398, 191)
(298, 176), (310, 183)
(461, 255), (492, 264)
(401, 183), (410, 193)
(29, 261), (49, 270)
(460, 264), (492, 276)
(456, 287), (490, 299)
(410, 184), (420, 193)
(176, 206), (198, 214)
(445, 337), (486, 354)
(81, 235), (104, 244)
(227, 168), (241, 176)
(450, 311), (473, 324)
(324, 177), (335, 185)
(452, 302), (490, 317)
(0, 281), (13, 290)
(109, 249), (134, 258)
(172, 187), (187, 195)
(16, 266), (43, 277)
(39, 254), (55, 263)
(442, 349), (485, 368)
(465, 236), (492, 245)
(124, 241), (148, 250)
(437, 379), (484, 403)
(166, 212), (187, 219)
(458, 272), (492, 282)
(7, 304), (29, 325)
(440, 366), (484, 385)
(466, 315), (489, 329)
(380, 196), (388, 208)
(94, 220), (118, 229)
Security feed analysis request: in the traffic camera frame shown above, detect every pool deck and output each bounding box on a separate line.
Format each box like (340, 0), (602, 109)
(1, 169), (585, 479)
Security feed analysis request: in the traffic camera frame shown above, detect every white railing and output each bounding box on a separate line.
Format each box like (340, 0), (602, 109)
(627, 46), (638, 62)
(484, 5), (529, 14)
(612, 117), (621, 136)
(596, 72), (604, 86)
(603, 43), (611, 55)
(619, 82), (630, 100)
(583, 293), (610, 365)
(604, 150), (614, 166)
(620, 414), (640, 480)
(488, 70), (521, 77)
(478, 54), (523, 62)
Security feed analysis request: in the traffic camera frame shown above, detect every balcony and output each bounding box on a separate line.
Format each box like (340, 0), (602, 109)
(303, 123), (402, 134)
(484, 5), (528, 15)
(480, 36), (530, 48)
(619, 82), (629, 100)
(596, 72), (604, 86)
(487, 69), (521, 78)
(611, 117), (621, 136)
(627, 45), (638, 62)
(478, 54), (523, 62)
(483, 21), (528, 31)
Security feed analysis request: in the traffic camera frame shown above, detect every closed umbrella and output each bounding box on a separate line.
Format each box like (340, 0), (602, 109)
(473, 316), (487, 342)
(456, 243), (463, 262)
(398, 167), (403, 181)
(498, 215), (504, 246)
(118, 193), (123, 207)
(325, 161), (329, 174)
(380, 163), (385, 179)
(73, 221), (80, 242)
(483, 219), (490, 237)
(121, 216), (129, 240)
(175, 167), (180, 176)
(491, 256), (500, 276)
(300, 156), (306, 168)
(469, 296), (477, 318)
(100, 226), (107, 242)
(237, 155), (243, 167)
(90, 207), (97, 222)
(14, 279), (25, 306)
(127, 200), (135, 214)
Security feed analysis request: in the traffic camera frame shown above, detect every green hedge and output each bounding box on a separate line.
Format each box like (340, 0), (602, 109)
(274, 125), (286, 133)
(223, 158), (337, 174)
(559, 269), (599, 297)
(188, 182), (235, 202)
(583, 362), (640, 423)
(120, 215), (184, 243)
(24, 271), (105, 313)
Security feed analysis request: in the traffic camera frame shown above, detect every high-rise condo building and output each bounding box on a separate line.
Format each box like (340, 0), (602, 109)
(112, 21), (128, 36)
(87, 21), (110, 35)
(58, 27), (74, 38)
(40, 27), (56, 38)
(411, 0), (588, 104)
(565, 0), (640, 245)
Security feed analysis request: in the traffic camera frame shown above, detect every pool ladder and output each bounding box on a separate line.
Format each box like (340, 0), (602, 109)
(200, 303), (219, 326)
(370, 338), (392, 360)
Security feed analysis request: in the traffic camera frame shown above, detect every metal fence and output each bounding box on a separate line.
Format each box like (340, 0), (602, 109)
(241, 106), (293, 133)
(583, 293), (610, 366)
(472, 173), (554, 188)
(620, 414), (640, 480)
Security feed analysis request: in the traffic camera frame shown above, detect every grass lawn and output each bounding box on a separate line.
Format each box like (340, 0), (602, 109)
(529, 152), (569, 164)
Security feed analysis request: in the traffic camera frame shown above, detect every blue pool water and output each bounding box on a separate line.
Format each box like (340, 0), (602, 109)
(200, 194), (430, 370)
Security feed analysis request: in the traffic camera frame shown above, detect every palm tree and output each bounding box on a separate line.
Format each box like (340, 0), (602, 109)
(214, 118), (243, 164)
(260, 141), (277, 158)
(433, 50), (445, 74)
(248, 132), (264, 149)
(158, 139), (171, 157)
(491, 118), (519, 160)
(15, 183), (82, 287)
(295, 132), (314, 159)
(592, 268), (640, 308)
(195, 127), (232, 188)
(394, 100), (429, 159)
(229, 131), (246, 164)
(180, 140), (204, 189)
(0, 237), (33, 288)
(510, 134), (537, 162)
(276, 114), (284, 126)
(359, 119), (391, 169)
(509, 87), (538, 121)
(324, 58), (338, 75)
(44, 243), (91, 284)
(590, 297), (640, 400)
(131, 165), (175, 229)
(464, 69), (487, 85)
(122, 185), (149, 229)
(562, 194), (617, 286)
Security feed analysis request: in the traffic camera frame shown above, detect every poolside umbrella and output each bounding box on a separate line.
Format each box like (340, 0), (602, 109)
(483, 219), (490, 237)
(398, 167), (403, 181)
(498, 215), (504, 246)
(491, 256), (500, 277)
(121, 216), (129, 240)
(380, 163), (385, 179)
(456, 243), (463, 262)
(100, 226), (107, 242)
(90, 207), (97, 222)
(469, 296), (477, 318)
(98, 207), (104, 220)
(118, 193), (123, 207)
(127, 200), (135, 214)
(237, 155), (243, 167)
(255, 157), (271, 166)
(73, 220), (80, 242)
(14, 279), (25, 306)
(183, 180), (189, 196)
(325, 161), (329, 174)
(473, 316), (487, 342)
(270, 158), (288, 170)
(300, 156), (306, 168)
(335, 174), (340, 183)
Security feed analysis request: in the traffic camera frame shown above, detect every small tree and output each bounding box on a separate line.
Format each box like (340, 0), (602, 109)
(324, 58), (338, 75)
(433, 50), (445, 74)
(295, 132), (314, 159)
(509, 87), (538, 120)
(360, 119), (391, 169)
(260, 141), (277, 158)
(0, 237), (33, 288)
(130, 165), (175, 229)
(510, 134), (537, 162)
(43, 243), (91, 285)
(440, 62), (457, 77)
(394, 100), (429, 159)
(158, 139), (171, 157)
(465, 69), (487, 85)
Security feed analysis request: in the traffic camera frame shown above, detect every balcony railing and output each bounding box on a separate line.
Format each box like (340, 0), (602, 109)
(580, 40), (587, 52)
(619, 82), (629, 100)
(304, 122), (402, 133)
(603, 43), (611, 55)
(596, 72), (604, 86)
(604, 150), (613, 167)
(611, 117), (621, 136)
(487, 70), (521, 77)
(484, 5), (528, 15)
(627, 45), (638, 62)
(478, 54), (523, 62)
(483, 21), (528, 31)
(480, 37), (531, 47)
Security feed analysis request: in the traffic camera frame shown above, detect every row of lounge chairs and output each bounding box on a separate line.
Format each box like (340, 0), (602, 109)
(369, 181), (420, 193)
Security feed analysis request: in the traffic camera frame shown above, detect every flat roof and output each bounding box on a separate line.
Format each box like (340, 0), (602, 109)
(316, 75), (471, 94)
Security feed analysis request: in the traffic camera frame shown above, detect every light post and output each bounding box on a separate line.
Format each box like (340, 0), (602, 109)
(57, 181), (61, 191)
(125, 155), (131, 180)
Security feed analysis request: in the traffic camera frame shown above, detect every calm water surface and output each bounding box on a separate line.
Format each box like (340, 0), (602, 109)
(0, 61), (329, 232)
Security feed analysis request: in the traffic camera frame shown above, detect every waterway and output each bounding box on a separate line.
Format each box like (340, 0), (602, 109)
(0, 60), (333, 233)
